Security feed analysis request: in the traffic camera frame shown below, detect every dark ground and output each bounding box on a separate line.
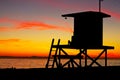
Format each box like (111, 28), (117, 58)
(0, 66), (120, 80)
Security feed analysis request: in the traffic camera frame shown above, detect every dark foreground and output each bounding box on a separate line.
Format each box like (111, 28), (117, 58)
(0, 66), (120, 80)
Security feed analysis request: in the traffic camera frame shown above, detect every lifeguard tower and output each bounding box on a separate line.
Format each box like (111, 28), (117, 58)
(46, 1), (114, 68)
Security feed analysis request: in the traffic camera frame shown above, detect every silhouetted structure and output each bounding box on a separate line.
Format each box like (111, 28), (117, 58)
(46, 11), (114, 68)
(62, 11), (110, 48)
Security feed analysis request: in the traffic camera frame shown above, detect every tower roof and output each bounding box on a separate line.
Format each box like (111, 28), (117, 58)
(62, 11), (111, 18)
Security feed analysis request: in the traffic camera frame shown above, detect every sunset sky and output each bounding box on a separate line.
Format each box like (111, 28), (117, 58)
(0, 0), (120, 58)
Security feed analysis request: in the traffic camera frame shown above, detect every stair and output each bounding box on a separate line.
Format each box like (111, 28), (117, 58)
(46, 39), (60, 68)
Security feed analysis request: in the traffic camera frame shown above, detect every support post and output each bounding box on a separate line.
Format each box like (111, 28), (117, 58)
(99, 0), (101, 12)
(78, 49), (82, 67)
(85, 49), (87, 67)
(105, 49), (107, 67)
(79, 54), (82, 67)
(58, 48), (61, 67)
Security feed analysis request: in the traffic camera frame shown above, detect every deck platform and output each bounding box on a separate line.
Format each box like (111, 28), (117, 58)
(46, 39), (114, 68)
(52, 45), (114, 49)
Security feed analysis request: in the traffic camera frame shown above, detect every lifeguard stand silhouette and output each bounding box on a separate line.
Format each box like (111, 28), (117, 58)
(46, 11), (114, 68)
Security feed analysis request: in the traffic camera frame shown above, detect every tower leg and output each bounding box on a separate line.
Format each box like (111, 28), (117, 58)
(84, 49), (87, 67)
(80, 49), (87, 67)
(78, 49), (82, 67)
(105, 49), (107, 67)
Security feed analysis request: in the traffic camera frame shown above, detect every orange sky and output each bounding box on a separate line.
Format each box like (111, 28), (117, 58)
(0, 0), (120, 58)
